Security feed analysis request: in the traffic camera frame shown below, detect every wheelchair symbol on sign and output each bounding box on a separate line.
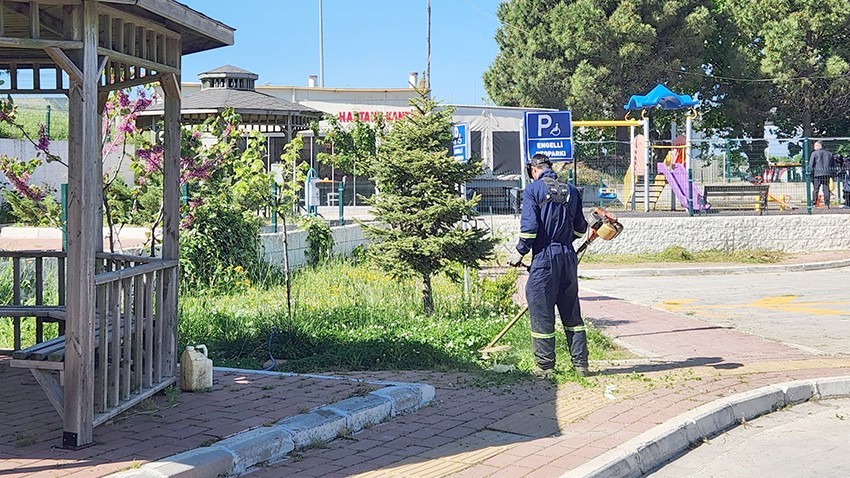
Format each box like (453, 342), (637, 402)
(453, 127), (463, 144)
(550, 123), (561, 136)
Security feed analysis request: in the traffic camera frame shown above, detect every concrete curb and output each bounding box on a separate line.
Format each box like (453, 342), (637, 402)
(106, 369), (435, 478)
(579, 257), (850, 278)
(561, 375), (850, 478)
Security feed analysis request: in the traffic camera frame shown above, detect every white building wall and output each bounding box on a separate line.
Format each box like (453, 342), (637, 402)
(0, 139), (135, 199)
(494, 214), (850, 254)
(178, 79), (555, 175)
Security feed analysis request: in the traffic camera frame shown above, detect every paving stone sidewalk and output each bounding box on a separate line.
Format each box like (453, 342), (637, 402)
(0, 364), (380, 477)
(246, 290), (850, 478)
(4, 289), (848, 478)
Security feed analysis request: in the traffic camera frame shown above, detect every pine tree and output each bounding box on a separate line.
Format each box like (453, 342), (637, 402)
(361, 92), (496, 314)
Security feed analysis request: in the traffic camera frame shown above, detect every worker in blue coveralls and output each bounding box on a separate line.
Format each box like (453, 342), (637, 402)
(508, 153), (590, 378)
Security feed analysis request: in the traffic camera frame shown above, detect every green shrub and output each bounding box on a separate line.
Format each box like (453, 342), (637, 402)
(0, 201), (16, 224)
(179, 203), (265, 292)
(1, 190), (61, 226)
(300, 216), (334, 267)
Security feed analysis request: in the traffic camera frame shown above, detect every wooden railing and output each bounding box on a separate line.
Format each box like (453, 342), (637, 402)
(0, 251), (67, 351)
(92, 255), (178, 420)
(5, 251), (179, 430)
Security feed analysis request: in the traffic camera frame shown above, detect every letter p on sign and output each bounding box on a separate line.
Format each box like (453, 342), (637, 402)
(537, 115), (552, 137)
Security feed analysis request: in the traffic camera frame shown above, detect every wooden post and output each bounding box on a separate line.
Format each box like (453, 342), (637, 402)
(12, 257), (20, 350)
(35, 256), (43, 343)
(63, 0), (98, 449)
(161, 66), (180, 379)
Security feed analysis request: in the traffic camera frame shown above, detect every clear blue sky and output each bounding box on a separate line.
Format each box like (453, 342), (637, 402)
(179, 0), (504, 105)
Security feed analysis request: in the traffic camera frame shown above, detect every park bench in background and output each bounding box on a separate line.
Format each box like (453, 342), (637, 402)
(703, 184), (770, 215)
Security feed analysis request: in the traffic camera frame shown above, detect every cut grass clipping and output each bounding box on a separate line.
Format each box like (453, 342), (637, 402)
(178, 260), (628, 376)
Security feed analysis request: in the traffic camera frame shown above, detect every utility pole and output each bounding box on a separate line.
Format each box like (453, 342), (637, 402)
(319, 0), (325, 87)
(426, 0), (431, 92)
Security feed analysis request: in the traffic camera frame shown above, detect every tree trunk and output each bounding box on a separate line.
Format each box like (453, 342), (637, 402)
(281, 212), (293, 331)
(614, 105), (631, 159)
(422, 274), (434, 315)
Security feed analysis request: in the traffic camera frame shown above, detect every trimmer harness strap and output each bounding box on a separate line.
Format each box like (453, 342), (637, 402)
(540, 177), (571, 206)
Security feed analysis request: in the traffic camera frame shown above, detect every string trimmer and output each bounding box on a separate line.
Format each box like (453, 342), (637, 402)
(478, 207), (624, 359)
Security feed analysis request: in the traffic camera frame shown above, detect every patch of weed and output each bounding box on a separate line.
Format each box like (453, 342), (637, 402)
(13, 432), (38, 448)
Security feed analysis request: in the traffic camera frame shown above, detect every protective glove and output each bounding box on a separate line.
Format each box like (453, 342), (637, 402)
(507, 250), (526, 267)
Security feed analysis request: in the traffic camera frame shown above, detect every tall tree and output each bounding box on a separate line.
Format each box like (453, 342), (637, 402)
(361, 92), (496, 314)
(726, 0), (850, 137)
(698, 0), (776, 172)
(483, 0), (717, 121)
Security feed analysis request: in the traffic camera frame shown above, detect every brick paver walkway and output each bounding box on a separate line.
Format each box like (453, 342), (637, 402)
(246, 290), (850, 478)
(3, 287), (849, 478)
(0, 365), (378, 477)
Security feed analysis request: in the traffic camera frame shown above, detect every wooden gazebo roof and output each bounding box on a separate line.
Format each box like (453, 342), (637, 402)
(140, 65), (321, 136)
(0, 0), (233, 95)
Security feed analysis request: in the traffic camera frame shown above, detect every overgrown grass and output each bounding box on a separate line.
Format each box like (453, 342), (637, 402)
(178, 260), (628, 376)
(0, 259), (61, 349)
(0, 257), (628, 379)
(0, 107), (69, 141)
(582, 246), (784, 265)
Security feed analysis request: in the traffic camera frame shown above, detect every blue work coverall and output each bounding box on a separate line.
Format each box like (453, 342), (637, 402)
(516, 170), (589, 370)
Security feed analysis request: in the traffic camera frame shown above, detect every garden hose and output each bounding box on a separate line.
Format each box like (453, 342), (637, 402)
(262, 326), (279, 371)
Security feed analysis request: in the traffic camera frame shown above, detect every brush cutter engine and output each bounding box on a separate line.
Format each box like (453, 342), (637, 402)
(576, 207), (624, 255)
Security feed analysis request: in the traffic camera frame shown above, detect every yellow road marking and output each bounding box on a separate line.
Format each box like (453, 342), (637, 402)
(660, 295), (850, 317)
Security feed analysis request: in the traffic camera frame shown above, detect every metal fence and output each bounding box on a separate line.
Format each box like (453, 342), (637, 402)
(574, 137), (850, 214)
(287, 136), (850, 219)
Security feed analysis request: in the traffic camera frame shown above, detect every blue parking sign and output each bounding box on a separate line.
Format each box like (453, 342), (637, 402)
(452, 123), (469, 163)
(524, 111), (573, 162)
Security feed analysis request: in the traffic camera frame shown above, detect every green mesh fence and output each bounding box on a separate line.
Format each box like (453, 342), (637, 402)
(568, 136), (850, 214)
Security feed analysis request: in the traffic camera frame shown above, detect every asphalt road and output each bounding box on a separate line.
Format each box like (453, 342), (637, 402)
(581, 267), (850, 356)
(648, 398), (850, 477)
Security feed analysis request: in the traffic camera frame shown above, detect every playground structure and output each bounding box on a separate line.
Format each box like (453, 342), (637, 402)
(623, 85), (703, 215)
(576, 85), (794, 215)
(564, 85), (705, 214)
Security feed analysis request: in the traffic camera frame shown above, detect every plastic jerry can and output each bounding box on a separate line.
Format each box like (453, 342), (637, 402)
(180, 344), (213, 391)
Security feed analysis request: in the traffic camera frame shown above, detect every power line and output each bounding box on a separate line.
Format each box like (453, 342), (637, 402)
(667, 68), (849, 84)
(458, 0), (532, 35)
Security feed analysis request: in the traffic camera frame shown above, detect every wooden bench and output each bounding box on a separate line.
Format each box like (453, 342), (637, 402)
(703, 184), (770, 215)
(11, 335), (66, 363)
(0, 306), (66, 353)
(10, 313), (136, 423)
(10, 310), (129, 366)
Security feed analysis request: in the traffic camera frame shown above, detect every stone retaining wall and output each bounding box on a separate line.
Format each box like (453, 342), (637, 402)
(490, 214), (850, 254)
(260, 223), (369, 270)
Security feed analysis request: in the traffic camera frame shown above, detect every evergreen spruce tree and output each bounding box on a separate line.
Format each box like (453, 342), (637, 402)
(362, 92), (496, 314)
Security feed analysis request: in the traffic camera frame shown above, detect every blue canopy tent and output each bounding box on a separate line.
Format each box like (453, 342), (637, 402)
(624, 84), (701, 214)
(624, 84), (699, 111)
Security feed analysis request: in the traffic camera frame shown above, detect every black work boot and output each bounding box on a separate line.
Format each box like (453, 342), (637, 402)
(532, 366), (555, 379)
(574, 364), (590, 377)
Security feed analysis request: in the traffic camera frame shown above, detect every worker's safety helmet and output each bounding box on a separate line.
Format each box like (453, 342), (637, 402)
(527, 153), (552, 179)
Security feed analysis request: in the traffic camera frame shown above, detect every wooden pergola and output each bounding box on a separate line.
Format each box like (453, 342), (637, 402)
(0, 0), (233, 448)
